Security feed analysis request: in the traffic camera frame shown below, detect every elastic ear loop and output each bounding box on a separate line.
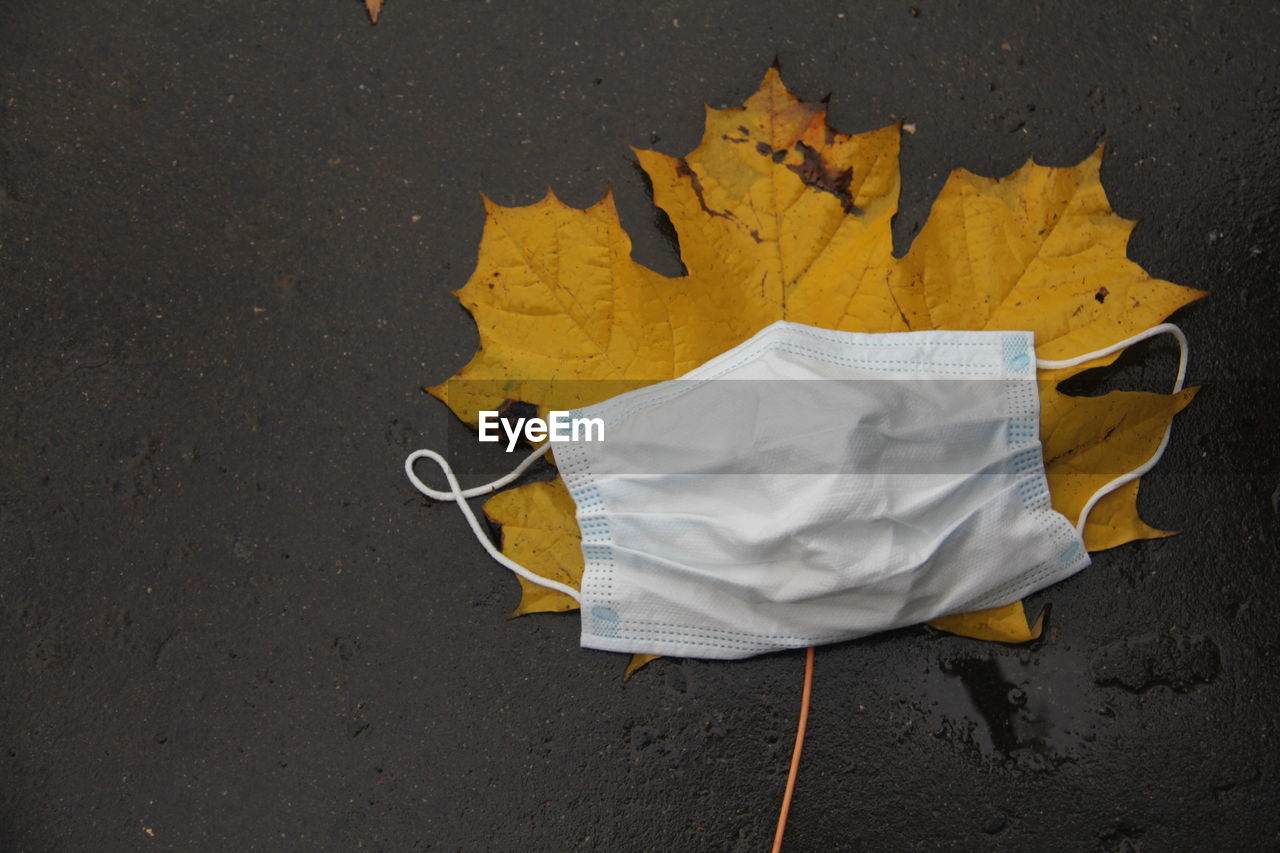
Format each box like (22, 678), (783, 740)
(404, 444), (582, 603)
(1035, 323), (1189, 535)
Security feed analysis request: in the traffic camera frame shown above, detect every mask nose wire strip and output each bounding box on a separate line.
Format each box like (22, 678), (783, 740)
(404, 445), (582, 603)
(1034, 323), (1189, 535)
(772, 646), (815, 853)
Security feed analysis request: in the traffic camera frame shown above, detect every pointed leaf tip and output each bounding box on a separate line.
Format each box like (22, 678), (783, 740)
(624, 654), (661, 680)
(760, 65), (792, 97)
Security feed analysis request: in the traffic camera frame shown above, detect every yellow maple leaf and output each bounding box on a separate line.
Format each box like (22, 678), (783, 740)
(430, 68), (1204, 672)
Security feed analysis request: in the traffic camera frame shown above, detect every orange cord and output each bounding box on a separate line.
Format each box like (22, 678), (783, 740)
(772, 645), (815, 853)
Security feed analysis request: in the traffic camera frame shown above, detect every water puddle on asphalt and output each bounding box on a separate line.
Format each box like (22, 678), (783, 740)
(906, 637), (1104, 771)
(900, 627), (1220, 772)
(939, 652), (1091, 760)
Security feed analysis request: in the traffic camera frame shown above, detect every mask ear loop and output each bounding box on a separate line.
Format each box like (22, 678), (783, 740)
(1035, 323), (1189, 535)
(405, 444), (582, 603)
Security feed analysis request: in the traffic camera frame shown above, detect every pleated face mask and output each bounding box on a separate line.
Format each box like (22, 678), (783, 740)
(407, 320), (1188, 660)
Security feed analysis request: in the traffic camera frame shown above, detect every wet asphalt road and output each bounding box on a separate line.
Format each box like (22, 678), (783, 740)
(2, 1), (1279, 850)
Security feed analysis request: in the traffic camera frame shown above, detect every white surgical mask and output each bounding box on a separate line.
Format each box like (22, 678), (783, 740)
(406, 321), (1188, 660)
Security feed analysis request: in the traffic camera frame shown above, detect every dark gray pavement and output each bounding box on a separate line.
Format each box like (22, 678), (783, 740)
(2, 1), (1279, 850)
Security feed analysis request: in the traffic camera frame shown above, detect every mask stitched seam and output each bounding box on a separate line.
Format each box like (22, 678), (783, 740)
(596, 634), (777, 652)
(606, 625), (846, 651)
(578, 327), (1025, 428)
(616, 629), (784, 647)
(579, 337), (1009, 436)
(779, 322), (1000, 351)
(951, 352), (1090, 612)
(613, 618), (845, 643)
(963, 547), (1091, 611)
(553, 440), (617, 611)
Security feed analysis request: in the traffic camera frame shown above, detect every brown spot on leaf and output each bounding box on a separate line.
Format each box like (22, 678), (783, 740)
(1095, 286), (1110, 303)
(499, 399), (538, 418)
(787, 141), (861, 215)
(495, 399), (541, 443)
(749, 229), (762, 243)
(722, 134), (747, 144)
(738, 125), (751, 136)
(886, 275), (912, 330)
(676, 158), (733, 220)
(753, 141), (788, 163)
